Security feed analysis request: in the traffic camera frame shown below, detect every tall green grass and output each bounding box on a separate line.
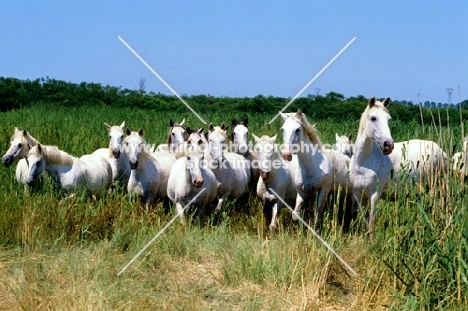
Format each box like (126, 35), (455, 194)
(0, 104), (467, 310)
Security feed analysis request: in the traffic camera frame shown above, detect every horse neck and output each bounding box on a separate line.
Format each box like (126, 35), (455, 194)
(295, 134), (324, 170)
(353, 133), (379, 163)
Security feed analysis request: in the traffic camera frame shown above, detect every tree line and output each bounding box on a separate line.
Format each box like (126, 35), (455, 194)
(1, 76), (468, 126)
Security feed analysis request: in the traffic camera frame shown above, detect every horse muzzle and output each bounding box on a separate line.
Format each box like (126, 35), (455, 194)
(381, 141), (394, 155)
(2, 155), (14, 167)
(129, 161), (138, 169)
(113, 149), (121, 158)
(193, 178), (204, 188)
(261, 171), (270, 180)
(281, 151), (292, 162)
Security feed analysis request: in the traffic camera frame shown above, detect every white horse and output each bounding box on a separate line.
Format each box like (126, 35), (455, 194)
(230, 115), (260, 194)
(91, 121), (131, 186)
(206, 123), (251, 212)
(167, 152), (218, 223)
(281, 111), (352, 230)
(335, 132), (354, 158)
(253, 133), (298, 228)
(2, 127), (42, 184)
(453, 137), (468, 178)
(389, 139), (447, 185)
(25, 144), (112, 195)
(124, 128), (175, 208)
(350, 97), (448, 237)
(155, 119), (186, 157)
(349, 97), (396, 238)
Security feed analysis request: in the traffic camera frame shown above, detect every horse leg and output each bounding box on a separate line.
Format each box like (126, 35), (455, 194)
(292, 194), (305, 221)
(314, 187), (331, 232)
(367, 192), (380, 239)
(269, 201), (280, 228)
(176, 202), (186, 224)
(214, 194), (227, 213)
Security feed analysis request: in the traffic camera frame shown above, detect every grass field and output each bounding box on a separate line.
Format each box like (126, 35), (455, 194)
(0, 104), (467, 310)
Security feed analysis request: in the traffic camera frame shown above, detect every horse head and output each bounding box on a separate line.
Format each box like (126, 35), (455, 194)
(231, 115), (249, 157)
(2, 127), (35, 167)
(207, 123), (228, 166)
(253, 133), (277, 180)
(104, 121), (126, 158)
(186, 152), (205, 188)
(124, 128), (145, 169)
(360, 97), (394, 155)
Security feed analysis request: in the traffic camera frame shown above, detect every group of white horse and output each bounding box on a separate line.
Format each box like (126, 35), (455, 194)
(1, 96), (458, 236)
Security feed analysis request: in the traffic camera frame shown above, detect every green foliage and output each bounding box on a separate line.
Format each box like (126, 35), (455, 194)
(2, 76), (468, 126)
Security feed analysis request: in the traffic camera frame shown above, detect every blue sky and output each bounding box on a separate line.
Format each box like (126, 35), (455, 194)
(1, 1), (467, 104)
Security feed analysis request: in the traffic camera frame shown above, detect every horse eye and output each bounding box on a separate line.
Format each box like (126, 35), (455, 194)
(295, 129), (300, 133)
(371, 116), (377, 122)
(198, 140), (203, 145)
(187, 156), (191, 160)
(18, 143), (22, 148)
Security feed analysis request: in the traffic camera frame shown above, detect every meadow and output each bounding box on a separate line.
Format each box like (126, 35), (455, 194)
(0, 103), (467, 310)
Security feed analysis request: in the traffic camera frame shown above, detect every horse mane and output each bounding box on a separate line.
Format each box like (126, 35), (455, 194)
(294, 111), (323, 147)
(32, 145), (75, 166)
(357, 100), (389, 136)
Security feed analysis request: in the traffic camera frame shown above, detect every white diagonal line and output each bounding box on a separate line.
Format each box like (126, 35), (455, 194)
(268, 188), (357, 277)
(118, 36), (207, 124)
(117, 188), (206, 276)
(268, 37), (356, 124)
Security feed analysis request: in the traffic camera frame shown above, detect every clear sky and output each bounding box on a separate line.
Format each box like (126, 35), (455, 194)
(1, 1), (467, 104)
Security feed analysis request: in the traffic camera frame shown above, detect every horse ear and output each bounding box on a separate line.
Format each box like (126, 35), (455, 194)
(209, 123), (214, 132)
(185, 127), (191, 134)
(252, 133), (260, 143)
(104, 122), (111, 131)
(180, 119), (185, 126)
(23, 129), (28, 137)
(126, 128), (131, 136)
(170, 119), (174, 127)
(220, 123), (226, 131)
(295, 110), (302, 119)
(368, 96), (376, 108)
(231, 117), (237, 126)
(197, 127), (204, 134)
(120, 121), (125, 129)
(335, 133), (340, 141)
(14, 127), (19, 133)
(382, 97), (391, 108)
(243, 115), (248, 126)
(280, 112), (288, 121)
(348, 133), (353, 141)
(270, 135), (277, 143)
(37, 144), (43, 154)
(138, 128), (144, 137)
